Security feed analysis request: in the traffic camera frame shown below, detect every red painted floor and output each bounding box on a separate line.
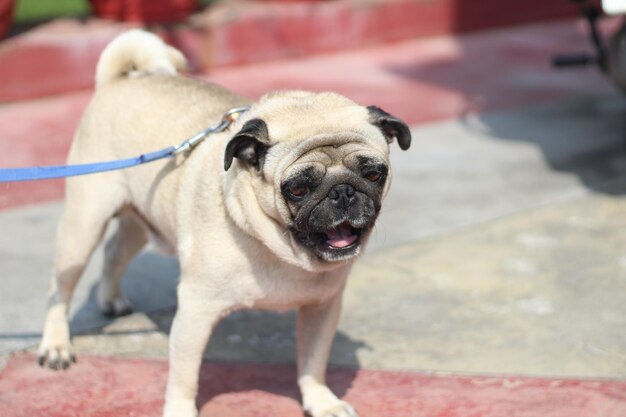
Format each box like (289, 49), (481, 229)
(0, 92), (88, 210)
(0, 354), (625, 417)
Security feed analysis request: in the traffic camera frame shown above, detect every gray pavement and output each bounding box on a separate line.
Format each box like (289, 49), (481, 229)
(1, 91), (626, 378)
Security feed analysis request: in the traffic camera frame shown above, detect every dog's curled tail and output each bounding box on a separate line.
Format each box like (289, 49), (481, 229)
(95, 29), (187, 89)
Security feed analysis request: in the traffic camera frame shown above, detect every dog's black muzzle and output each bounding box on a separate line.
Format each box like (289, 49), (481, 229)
(293, 183), (379, 261)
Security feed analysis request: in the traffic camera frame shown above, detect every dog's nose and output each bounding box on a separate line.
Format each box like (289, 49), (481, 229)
(328, 184), (356, 208)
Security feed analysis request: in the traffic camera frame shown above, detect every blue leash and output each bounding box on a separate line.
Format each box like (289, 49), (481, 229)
(0, 147), (176, 182)
(0, 107), (249, 183)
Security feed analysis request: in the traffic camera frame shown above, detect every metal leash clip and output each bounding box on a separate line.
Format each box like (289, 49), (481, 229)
(172, 106), (250, 156)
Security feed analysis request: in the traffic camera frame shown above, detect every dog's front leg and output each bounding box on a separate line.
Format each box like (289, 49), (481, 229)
(163, 281), (226, 417)
(297, 292), (358, 417)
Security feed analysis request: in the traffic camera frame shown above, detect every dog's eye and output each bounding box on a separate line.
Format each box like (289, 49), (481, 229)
(365, 172), (382, 182)
(288, 186), (308, 198)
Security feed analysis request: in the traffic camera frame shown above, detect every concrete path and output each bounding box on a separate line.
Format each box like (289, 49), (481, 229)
(1, 18), (625, 416)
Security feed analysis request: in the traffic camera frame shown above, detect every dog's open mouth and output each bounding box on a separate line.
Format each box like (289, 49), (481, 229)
(325, 222), (360, 249)
(292, 221), (368, 261)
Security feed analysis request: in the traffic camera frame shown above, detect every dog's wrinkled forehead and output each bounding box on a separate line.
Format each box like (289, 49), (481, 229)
(243, 90), (389, 150)
(289, 142), (376, 166)
(284, 144), (385, 185)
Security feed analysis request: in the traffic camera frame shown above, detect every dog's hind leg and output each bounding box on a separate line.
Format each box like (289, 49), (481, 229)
(38, 175), (125, 370)
(97, 209), (147, 317)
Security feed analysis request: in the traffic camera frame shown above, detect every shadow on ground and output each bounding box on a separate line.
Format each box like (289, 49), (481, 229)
(476, 94), (626, 193)
(386, 32), (626, 196)
(70, 251), (179, 333)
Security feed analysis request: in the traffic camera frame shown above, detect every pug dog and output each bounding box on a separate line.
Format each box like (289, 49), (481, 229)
(37, 30), (411, 417)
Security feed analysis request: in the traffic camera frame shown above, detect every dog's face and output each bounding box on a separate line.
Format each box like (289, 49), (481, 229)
(224, 91), (411, 263)
(278, 144), (386, 261)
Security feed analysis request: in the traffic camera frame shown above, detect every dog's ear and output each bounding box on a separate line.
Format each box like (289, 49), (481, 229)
(224, 119), (270, 171)
(367, 106), (411, 150)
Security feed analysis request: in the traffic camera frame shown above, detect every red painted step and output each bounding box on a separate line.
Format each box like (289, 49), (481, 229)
(0, 19), (135, 102)
(0, 354), (625, 417)
(0, 0), (579, 103)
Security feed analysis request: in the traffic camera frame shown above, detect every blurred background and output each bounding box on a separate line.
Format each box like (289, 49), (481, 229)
(0, 1), (625, 416)
(0, 0), (588, 100)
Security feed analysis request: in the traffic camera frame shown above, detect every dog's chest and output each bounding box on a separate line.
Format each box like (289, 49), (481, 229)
(240, 265), (349, 311)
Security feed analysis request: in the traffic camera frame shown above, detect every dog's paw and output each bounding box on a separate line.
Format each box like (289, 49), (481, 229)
(97, 280), (133, 317)
(37, 333), (76, 370)
(302, 385), (359, 417)
(98, 296), (133, 317)
(97, 283), (133, 317)
(305, 400), (359, 417)
(163, 398), (198, 417)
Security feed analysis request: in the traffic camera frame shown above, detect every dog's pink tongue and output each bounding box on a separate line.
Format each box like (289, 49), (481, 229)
(326, 223), (357, 248)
